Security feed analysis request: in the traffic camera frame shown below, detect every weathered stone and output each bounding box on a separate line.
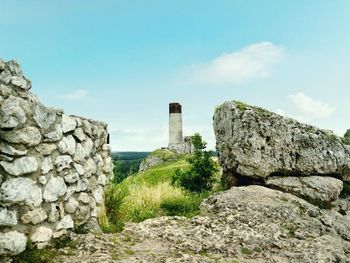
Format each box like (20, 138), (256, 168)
(35, 143), (57, 155)
(92, 186), (104, 204)
(83, 137), (94, 156)
(10, 76), (31, 90)
(44, 124), (63, 142)
(0, 208), (17, 226)
(0, 231), (27, 256)
(62, 114), (77, 133)
(98, 174), (107, 186)
(74, 143), (87, 163)
(214, 101), (350, 183)
(65, 197), (79, 214)
(266, 176), (343, 203)
(56, 215), (74, 230)
(73, 162), (85, 176)
(64, 172), (79, 184)
(55, 155), (73, 172)
(86, 157), (97, 175)
(0, 157), (38, 176)
(64, 186), (77, 201)
(0, 96), (26, 129)
(73, 127), (86, 142)
(41, 157), (53, 174)
(38, 176), (47, 185)
(0, 143), (27, 156)
(0, 177), (42, 207)
(43, 177), (67, 202)
(82, 120), (92, 136)
(78, 193), (90, 204)
(33, 104), (56, 130)
(1, 126), (41, 146)
(31, 226), (53, 243)
(21, 208), (47, 225)
(48, 203), (60, 223)
(76, 179), (89, 192)
(58, 135), (76, 155)
(139, 155), (163, 172)
(74, 205), (91, 225)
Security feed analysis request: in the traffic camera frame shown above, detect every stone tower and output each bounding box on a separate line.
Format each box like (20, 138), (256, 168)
(169, 102), (183, 152)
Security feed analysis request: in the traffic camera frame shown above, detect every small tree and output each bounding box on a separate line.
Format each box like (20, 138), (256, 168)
(172, 133), (217, 192)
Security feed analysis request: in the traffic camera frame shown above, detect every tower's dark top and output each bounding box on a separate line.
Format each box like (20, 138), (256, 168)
(169, 103), (182, 114)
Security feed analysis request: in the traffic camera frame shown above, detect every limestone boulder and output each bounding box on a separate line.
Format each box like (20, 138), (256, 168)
(58, 135), (76, 155)
(43, 124), (63, 142)
(0, 231), (27, 256)
(21, 208), (47, 225)
(62, 114), (77, 133)
(0, 143), (27, 156)
(0, 177), (42, 207)
(266, 176), (343, 203)
(1, 126), (41, 146)
(0, 208), (17, 226)
(0, 157), (38, 176)
(33, 104), (56, 130)
(56, 215), (74, 230)
(55, 155), (72, 172)
(43, 177), (67, 202)
(31, 226), (53, 243)
(214, 101), (350, 183)
(0, 96), (27, 129)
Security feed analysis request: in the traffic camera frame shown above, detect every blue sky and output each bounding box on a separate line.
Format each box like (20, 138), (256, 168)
(1, 1), (350, 151)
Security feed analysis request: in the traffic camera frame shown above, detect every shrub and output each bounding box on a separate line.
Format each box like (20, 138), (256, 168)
(100, 184), (128, 232)
(172, 133), (217, 192)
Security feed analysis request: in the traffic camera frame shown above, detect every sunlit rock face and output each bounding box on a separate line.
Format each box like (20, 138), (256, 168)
(0, 59), (114, 256)
(213, 100), (350, 204)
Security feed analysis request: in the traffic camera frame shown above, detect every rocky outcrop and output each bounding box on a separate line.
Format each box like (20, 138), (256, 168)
(213, 100), (350, 203)
(0, 59), (114, 256)
(54, 186), (350, 263)
(139, 149), (178, 172)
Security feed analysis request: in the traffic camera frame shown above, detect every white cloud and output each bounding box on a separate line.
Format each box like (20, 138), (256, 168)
(187, 42), (285, 86)
(289, 92), (335, 119)
(59, 89), (89, 101)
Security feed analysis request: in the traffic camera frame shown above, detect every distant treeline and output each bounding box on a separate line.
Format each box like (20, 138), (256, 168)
(112, 152), (151, 161)
(112, 152), (151, 183)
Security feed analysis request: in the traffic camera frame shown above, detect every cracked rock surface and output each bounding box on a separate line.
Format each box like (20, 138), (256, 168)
(55, 186), (350, 263)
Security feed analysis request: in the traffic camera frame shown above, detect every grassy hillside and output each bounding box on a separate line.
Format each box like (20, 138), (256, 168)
(100, 156), (221, 232)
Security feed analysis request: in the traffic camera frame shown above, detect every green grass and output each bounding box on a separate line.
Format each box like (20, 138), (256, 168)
(101, 156), (222, 232)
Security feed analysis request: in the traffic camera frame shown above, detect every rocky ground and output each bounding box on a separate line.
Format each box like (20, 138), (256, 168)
(53, 185), (350, 263)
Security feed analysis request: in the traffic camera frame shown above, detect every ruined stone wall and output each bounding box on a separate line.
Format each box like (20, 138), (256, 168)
(0, 60), (113, 256)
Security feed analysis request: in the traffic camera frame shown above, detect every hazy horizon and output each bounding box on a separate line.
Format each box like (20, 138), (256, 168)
(1, 1), (350, 151)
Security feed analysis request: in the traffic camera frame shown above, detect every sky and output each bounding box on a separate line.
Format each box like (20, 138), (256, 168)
(1, 0), (350, 151)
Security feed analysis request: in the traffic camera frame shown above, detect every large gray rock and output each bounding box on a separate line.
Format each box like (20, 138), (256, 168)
(214, 101), (350, 183)
(0, 208), (17, 226)
(118, 186), (350, 263)
(266, 176), (343, 203)
(0, 231), (27, 256)
(31, 226), (52, 243)
(62, 114), (77, 133)
(0, 156), (38, 176)
(0, 96), (27, 129)
(58, 135), (76, 155)
(0, 142), (27, 156)
(21, 208), (47, 225)
(1, 126), (42, 146)
(0, 177), (42, 207)
(43, 177), (67, 202)
(33, 104), (56, 130)
(139, 155), (163, 172)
